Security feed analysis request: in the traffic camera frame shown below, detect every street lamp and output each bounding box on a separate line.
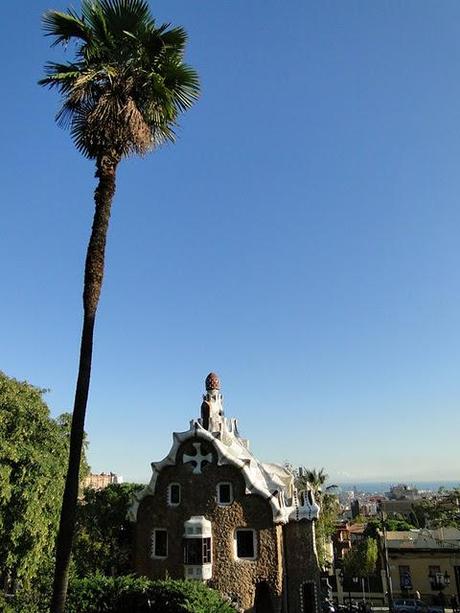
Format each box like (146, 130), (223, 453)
(429, 571), (450, 613)
(338, 569), (359, 610)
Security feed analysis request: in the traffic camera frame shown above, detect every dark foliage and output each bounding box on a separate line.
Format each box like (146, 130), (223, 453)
(65, 575), (236, 613)
(73, 483), (143, 577)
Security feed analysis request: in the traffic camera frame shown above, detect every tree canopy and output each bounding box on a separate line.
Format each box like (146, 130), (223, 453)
(343, 537), (378, 579)
(39, 0), (200, 160)
(0, 372), (87, 591)
(73, 482), (143, 577)
(289, 465), (340, 569)
(413, 491), (460, 529)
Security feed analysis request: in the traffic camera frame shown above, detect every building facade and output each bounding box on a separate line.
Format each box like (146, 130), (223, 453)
(331, 528), (460, 607)
(82, 471), (122, 490)
(130, 373), (321, 613)
(386, 529), (460, 604)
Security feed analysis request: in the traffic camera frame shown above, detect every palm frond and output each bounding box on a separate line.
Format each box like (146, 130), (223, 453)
(42, 10), (90, 46)
(40, 0), (199, 160)
(99, 0), (154, 36)
(56, 100), (81, 129)
(163, 62), (200, 112)
(160, 26), (188, 54)
(38, 62), (82, 89)
(100, 0), (151, 22)
(69, 105), (94, 158)
(81, 0), (114, 50)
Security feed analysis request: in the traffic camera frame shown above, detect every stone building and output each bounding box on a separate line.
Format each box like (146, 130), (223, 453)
(130, 373), (321, 612)
(82, 471), (122, 490)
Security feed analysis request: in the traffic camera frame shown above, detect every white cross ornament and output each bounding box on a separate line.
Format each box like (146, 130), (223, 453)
(183, 442), (212, 475)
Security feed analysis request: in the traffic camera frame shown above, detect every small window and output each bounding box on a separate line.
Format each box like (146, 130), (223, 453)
(217, 482), (233, 505)
(168, 483), (181, 506)
(235, 529), (256, 559)
(152, 529), (168, 558)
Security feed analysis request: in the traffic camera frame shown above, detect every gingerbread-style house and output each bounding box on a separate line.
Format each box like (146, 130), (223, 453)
(130, 373), (321, 612)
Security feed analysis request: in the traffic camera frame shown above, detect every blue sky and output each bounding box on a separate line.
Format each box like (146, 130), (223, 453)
(1, 1), (460, 483)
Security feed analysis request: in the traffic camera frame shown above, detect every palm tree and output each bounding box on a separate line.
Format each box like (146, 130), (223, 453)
(39, 2), (199, 611)
(303, 467), (329, 493)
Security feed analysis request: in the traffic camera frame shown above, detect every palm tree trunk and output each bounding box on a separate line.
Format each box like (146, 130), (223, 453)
(51, 153), (118, 613)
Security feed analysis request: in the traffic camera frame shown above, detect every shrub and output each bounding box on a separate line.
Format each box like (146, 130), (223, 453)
(65, 575), (236, 613)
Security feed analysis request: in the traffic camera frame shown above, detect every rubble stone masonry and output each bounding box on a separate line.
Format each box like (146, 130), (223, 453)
(135, 441), (284, 612)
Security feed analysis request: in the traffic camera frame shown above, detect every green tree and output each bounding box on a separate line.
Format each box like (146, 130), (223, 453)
(290, 465), (340, 569)
(39, 2), (199, 610)
(73, 483), (143, 577)
(364, 516), (416, 535)
(301, 467), (329, 492)
(413, 491), (460, 529)
(343, 537), (378, 579)
(55, 412), (91, 490)
(0, 373), (83, 594)
(65, 576), (237, 613)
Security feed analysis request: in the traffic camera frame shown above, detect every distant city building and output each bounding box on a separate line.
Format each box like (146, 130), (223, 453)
(332, 521), (352, 562)
(351, 499), (360, 518)
(386, 484), (420, 501)
(349, 495), (381, 520)
(380, 499), (415, 521)
(83, 472), (123, 490)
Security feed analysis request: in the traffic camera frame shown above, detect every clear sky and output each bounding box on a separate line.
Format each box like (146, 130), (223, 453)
(1, 1), (460, 484)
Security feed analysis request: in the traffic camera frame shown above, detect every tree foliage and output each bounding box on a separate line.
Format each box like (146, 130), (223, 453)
(412, 490), (460, 529)
(73, 483), (143, 577)
(55, 412), (91, 489)
(2, 575), (237, 613)
(0, 372), (87, 591)
(343, 537), (378, 579)
(363, 516), (416, 535)
(39, 0), (200, 160)
(64, 575), (237, 613)
(289, 465), (340, 569)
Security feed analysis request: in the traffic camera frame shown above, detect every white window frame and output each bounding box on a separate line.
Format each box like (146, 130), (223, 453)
(168, 482), (181, 506)
(152, 528), (168, 559)
(217, 482), (233, 505)
(234, 528), (257, 560)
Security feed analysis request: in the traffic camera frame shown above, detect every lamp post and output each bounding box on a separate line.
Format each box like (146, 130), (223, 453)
(429, 571), (450, 613)
(338, 569), (359, 611)
(338, 569), (353, 608)
(338, 569), (347, 606)
(380, 509), (394, 613)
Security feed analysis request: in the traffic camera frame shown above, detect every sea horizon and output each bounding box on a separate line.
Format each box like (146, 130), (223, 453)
(336, 480), (460, 493)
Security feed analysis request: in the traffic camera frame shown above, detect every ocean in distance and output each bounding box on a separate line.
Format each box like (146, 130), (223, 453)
(337, 481), (460, 493)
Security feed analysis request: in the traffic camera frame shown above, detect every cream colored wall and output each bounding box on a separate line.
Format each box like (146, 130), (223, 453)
(389, 551), (460, 599)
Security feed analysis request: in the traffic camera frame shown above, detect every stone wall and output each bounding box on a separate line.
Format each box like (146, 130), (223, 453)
(283, 520), (320, 613)
(134, 440), (284, 612)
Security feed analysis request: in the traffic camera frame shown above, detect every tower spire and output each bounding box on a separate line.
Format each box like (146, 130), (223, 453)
(201, 372), (224, 431)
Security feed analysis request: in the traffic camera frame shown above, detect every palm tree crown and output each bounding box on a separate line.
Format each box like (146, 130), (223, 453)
(39, 0), (200, 160)
(303, 467), (328, 493)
